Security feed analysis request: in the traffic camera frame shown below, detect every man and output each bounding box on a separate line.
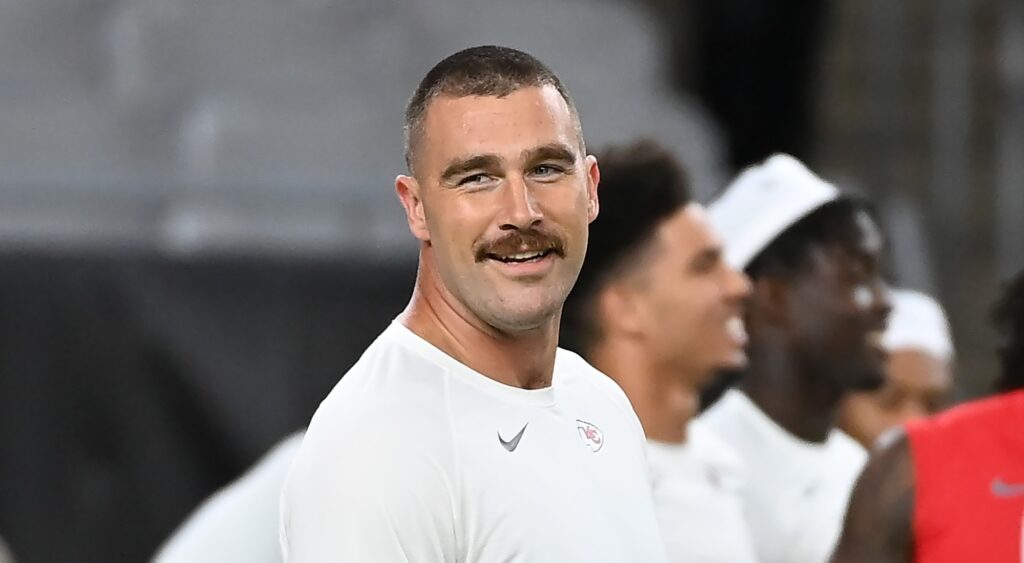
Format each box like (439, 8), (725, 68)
(561, 140), (756, 562)
(280, 46), (667, 562)
(696, 154), (891, 563)
(833, 270), (1024, 563)
(839, 288), (955, 448)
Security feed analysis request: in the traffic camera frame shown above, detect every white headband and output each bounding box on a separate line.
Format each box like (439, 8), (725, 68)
(883, 288), (954, 361)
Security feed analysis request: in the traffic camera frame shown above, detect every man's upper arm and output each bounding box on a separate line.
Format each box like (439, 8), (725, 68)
(831, 430), (914, 563)
(281, 430), (457, 563)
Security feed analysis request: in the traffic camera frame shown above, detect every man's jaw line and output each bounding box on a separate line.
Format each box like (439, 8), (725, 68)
(413, 246), (561, 340)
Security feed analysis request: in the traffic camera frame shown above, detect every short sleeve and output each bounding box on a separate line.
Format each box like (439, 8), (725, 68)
(280, 426), (457, 562)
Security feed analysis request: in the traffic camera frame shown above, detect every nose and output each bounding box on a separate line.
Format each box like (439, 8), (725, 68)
(726, 265), (753, 300)
(499, 175), (543, 231)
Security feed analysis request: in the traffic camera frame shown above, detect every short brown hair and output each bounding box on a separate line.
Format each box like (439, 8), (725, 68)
(561, 140), (693, 356)
(404, 45), (583, 173)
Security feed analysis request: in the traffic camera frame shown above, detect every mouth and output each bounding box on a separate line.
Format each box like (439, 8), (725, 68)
(485, 248), (556, 264)
(726, 316), (748, 347)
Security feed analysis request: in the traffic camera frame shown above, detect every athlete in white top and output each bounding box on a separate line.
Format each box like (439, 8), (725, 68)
(700, 155), (892, 563)
(697, 390), (866, 563)
(280, 46), (667, 562)
(561, 141), (756, 562)
(153, 433), (303, 563)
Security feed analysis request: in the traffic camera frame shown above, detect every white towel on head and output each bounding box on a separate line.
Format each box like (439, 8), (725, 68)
(708, 154), (840, 270)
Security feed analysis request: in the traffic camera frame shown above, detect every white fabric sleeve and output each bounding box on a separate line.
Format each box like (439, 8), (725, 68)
(154, 433), (304, 563)
(280, 428), (457, 563)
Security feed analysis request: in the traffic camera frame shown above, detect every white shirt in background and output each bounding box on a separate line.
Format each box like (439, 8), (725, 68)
(0, 536), (15, 563)
(281, 321), (668, 563)
(647, 424), (758, 563)
(697, 389), (867, 563)
(153, 433), (303, 563)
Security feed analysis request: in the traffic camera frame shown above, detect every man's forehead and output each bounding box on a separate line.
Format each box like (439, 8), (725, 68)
(660, 205), (722, 260)
(815, 210), (885, 264)
(424, 87), (576, 144)
(671, 204), (718, 243)
(854, 210), (884, 255)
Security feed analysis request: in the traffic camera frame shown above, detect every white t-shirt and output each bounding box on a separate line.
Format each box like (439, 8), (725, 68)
(646, 424), (758, 563)
(696, 389), (867, 563)
(280, 321), (667, 563)
(153, 432), (303, 563)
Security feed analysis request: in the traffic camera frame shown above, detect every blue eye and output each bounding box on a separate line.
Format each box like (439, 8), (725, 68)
(532, 164), (564, 178)
(458, 173), (489, 186)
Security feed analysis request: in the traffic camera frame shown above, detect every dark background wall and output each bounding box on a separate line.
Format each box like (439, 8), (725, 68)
(0, 254), (413, 562)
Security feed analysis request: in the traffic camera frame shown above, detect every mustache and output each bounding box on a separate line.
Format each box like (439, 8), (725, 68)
(474, 228), (566, 262)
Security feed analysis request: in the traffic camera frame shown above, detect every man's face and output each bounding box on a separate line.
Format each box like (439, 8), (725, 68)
(396, 86), (599, 333)
(630, 204), (751, 386)
(785, 211), (891, 391)
(839, 349), (953, 447)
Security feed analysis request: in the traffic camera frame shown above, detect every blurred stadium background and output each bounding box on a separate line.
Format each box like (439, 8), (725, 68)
(0, 0), (1021, 561)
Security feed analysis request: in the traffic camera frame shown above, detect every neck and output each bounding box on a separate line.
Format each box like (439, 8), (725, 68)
(741, 336), (842, 443)
(399, 258), (558, 390)
(589, 338), (697, 444)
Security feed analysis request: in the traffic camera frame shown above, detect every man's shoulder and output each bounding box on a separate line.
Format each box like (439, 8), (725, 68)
(826, 428), (869, 479)
(296, 327), (456, 470)
(695, 389), (748, 441)
(320, 325), (450, 412)
(555, 348), (634, 411)
(687, 423), (745, 471)
(910, 390), (1024, 439)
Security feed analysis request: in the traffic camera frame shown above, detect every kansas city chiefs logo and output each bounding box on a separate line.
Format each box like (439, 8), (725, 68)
(576, 419), (604, 452)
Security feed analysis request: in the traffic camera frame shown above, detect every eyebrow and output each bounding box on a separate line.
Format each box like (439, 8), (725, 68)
(522, 143), (577, 166)
(438, 143), (579, 185)
(689, 246), (722, 270)
(439, 154), (503, 184)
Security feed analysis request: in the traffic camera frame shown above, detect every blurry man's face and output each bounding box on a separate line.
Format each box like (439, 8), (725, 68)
(839, 349), (953, 447)
(630, 204), (751, 386)
(786, 211), (891, 391)
(396, 86), (599, 333)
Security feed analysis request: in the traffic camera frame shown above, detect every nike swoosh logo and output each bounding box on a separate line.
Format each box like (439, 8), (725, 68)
(991, 478), (1024, 498)
(498, 424), (528, 452)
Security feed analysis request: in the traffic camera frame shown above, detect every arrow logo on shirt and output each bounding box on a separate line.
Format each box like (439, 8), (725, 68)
(498, 424), (528, 452)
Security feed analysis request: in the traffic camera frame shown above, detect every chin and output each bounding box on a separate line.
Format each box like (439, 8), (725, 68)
(481, 303), (561, 333)
(711, 349), (749, 372)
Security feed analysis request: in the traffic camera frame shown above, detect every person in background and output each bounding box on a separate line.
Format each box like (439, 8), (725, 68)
(561, 140), (756, 562)
(281, 45), (668, 562)
(152, 433), (302, 563)
(833, 269), (1024, 563)
(838, 288), (955, 449)
(697, 154), (891, 563)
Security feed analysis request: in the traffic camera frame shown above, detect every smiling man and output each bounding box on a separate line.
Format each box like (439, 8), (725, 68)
(561, 140), (757, 562)
(279, 46), (667, 562)
(838, 288), (955, 449)
(696, 154), (892, 563)
(833, 270), (1024, 563)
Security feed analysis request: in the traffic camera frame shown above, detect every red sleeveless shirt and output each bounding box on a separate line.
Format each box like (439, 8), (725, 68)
(906, 390), (1024, 563)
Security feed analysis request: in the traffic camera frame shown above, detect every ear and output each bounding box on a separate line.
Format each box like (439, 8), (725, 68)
(584, 155), (600, 223)
(395, 174), (430, 242)
(597, 282), (650, 339)
(749, 275), (791, 327)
